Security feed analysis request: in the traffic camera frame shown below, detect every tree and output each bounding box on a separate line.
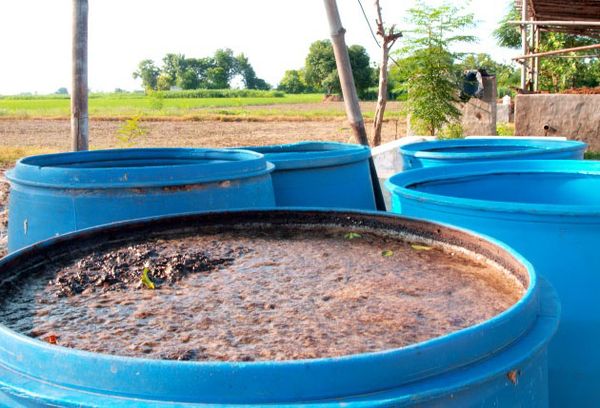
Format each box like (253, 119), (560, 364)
(161, 53), (186, 88)
(133, 59), (160, 92)
(156, 73), (172, 91)
(177, 68), (200, 90)
(371, 0), (402, 146)
(304, 39), (375, 96)
(278, 70), (308, 93)
(396, 2), (475, 136)
(55, 87), (69, 95)
(235, 53), (270, 90)
(304, 40), (338, 93)
(348, 45), (374, 98)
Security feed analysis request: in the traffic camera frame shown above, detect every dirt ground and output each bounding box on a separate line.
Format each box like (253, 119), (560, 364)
(0, 115), (406, 256)
(0, 118), (405, 150)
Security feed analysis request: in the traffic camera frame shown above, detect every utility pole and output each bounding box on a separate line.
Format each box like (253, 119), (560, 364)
(71, 0), (89, 151)
(323, 0), (386, 210)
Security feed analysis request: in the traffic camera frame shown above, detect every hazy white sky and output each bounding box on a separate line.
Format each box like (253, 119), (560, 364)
(0, 0), (515, 95)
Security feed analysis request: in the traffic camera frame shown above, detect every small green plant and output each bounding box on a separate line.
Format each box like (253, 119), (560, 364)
(496, 123), (515, 136)
(585, 151), (600, 160)
(438, 122), (464, 139)
(149, 92), (164, 110)
(397, 2), (475, 136)
(140, 267), (155, 290)
(344, 232), (362, 240)
(116, 114), (147, 147)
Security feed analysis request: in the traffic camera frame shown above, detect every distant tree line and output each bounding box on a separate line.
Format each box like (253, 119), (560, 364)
(133, 49), (270, 92)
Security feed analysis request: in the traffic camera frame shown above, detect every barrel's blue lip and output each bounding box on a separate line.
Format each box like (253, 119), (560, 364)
(0, 209), (544, 404)
(387, 159), (600, 216)
(400, 139), (587, 161)
(240, 141), (372, 170)
(5, 148), (273, 189)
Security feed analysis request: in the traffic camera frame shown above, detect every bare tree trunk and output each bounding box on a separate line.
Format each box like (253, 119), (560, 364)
(372, 45), (389, 146)
(71, 0), (89, 151)
(371, 0), (402, 147)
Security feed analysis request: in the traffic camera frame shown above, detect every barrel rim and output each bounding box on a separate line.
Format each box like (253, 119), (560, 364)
(241, 141), (372, 170)
(386, 159), (600, 216)
(399, 138), (587, 161)
(0, 209), (549, 404)
(5, 148), (274, 189)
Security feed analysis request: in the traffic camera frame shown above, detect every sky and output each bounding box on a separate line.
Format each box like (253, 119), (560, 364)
(0, 0), (516, 95)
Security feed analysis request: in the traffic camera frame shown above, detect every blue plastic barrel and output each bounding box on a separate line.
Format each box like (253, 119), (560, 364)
(400, 138), (586, 170)
(386, 160), (600, 406)
(242, 142), (376, 209)
(6, 148), (275, 252)
(0, 210), (558, 407)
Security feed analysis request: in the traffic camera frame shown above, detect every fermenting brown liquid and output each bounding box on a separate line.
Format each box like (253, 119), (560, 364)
(0, 228), (524, 361)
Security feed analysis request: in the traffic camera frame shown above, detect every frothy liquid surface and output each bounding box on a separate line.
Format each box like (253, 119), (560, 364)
(0, 228), (524, 361)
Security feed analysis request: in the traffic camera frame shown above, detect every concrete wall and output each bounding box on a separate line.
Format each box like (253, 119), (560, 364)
(461, 75), (497, 136)
(515, 94), (600, 150)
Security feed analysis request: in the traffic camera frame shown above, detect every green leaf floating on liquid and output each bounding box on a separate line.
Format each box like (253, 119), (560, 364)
(344, 232), (362, 240)
(411, 244), (432, 251)
(381, 249), (394, 257)
(141, 267), (155, 290)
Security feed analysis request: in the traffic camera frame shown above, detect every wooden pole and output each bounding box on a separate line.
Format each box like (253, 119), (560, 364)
(513, 43), (600, 60)
(533, 26), (540, 91)
(520, 0), (529, 90)
(71, 0), (89, 151)
(508, 20), (600, 27)
(322, 0), (386, 211)
(323, 0), (369, 146)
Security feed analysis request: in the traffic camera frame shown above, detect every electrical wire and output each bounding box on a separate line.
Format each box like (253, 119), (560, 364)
(356, 0), (403, 68)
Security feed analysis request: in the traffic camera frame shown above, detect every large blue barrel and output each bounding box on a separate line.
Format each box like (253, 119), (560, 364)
(386, 160), (600, 406)
(400, 138), (586, 170)
(242, 142), (376, 209)
(0, 210), (558, 407)
(6, 148), (274, 252)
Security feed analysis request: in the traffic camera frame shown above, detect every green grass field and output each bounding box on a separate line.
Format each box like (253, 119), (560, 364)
(0, 92), (405, 121)
(0, 93), (326, 119)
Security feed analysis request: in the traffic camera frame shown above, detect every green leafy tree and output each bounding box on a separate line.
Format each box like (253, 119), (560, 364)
(304, 39), (375, 96)
(396, 2), (475, 136)
(493, 7), (521, 48)
(205, 66), (229, 89)
(235, 53), (270, 90)
(161, 53), (186, 88)
(156, 73), (172, 91)
(133, 60), (160, 92)
(278, 70), (309, 93)
(304, 40), (338, 93)
(177, 68), (200, 90)
(348, 45), (374, 97)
